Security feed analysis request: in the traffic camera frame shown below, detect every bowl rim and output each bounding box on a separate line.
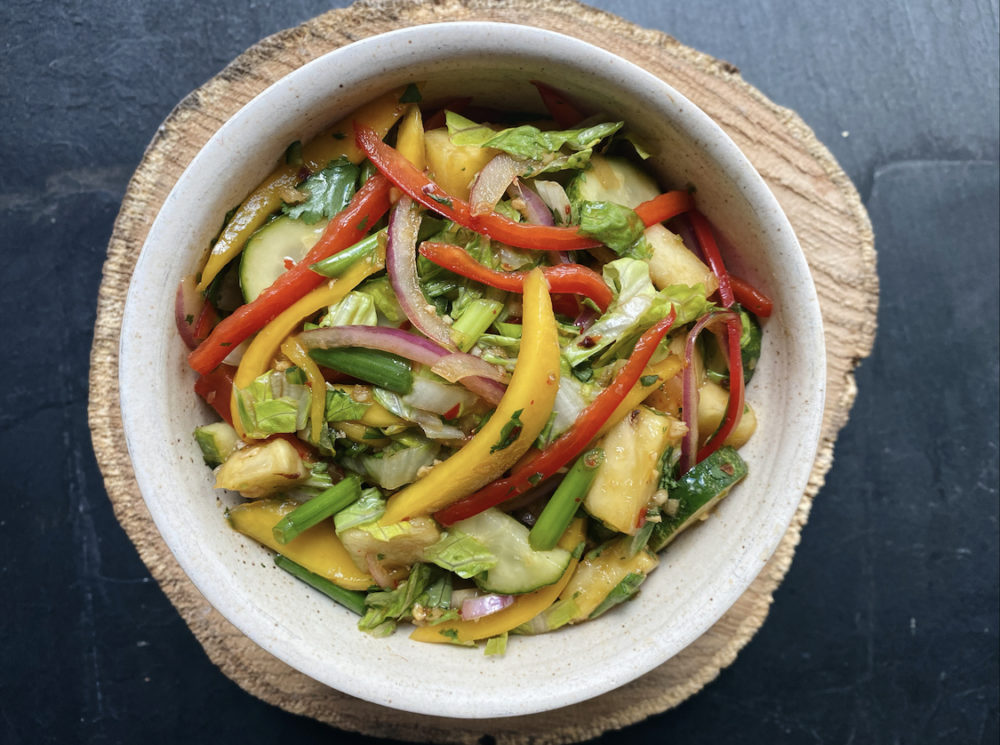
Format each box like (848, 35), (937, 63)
(119, 21), (825, 718)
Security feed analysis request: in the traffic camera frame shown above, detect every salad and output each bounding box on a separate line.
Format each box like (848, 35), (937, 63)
(177, 82), (773, 652)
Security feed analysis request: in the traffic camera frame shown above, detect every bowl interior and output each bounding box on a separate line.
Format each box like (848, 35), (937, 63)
(119, 22), (825, 718)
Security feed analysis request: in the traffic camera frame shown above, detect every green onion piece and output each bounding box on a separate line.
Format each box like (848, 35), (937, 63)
(309, 347), (413, 394)
(310, 231), (382, 277)
(451, 298), (504, 352)
(272, 475), (362, 545)
(274, 554), (366, 615)
(529, 448), (605, 551)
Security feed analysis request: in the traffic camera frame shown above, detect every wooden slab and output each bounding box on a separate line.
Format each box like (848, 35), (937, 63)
(88, 1), (877, 742)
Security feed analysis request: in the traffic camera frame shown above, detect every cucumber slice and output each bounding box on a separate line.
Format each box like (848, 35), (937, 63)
(239, 216), (328, 302)
(566, 154), (661, 209)
(559, 535), (658, 622)
(193, 421), (240, 466)
(452, 508), (571, 595)
(648, 446), (748, 552)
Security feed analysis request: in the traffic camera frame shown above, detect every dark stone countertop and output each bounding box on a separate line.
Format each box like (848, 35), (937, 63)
(1, 1), (996, 743)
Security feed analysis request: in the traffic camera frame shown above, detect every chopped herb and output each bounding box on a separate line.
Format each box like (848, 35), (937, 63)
(284, 157), (360, 224)
(399, 83), (422, 103)
(640, 374), (659, 387)
(440, 628), (459, 640)
(357, 216), (369, 231)
(490, 409), (524, 453)
(429, 193), (454, 208)
(220, 342), (231, 347)
(332, 131), (346, 140)
(185, 314), (194, 325)
(527, 472), (544, 486)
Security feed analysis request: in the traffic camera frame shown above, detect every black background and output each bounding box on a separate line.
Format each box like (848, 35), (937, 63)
(2, 1), (997, 743)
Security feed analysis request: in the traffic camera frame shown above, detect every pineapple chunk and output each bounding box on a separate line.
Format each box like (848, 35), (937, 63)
(697, 380), (757, 448)
(559, 536), (658, 622)
(423, 128), (499, 201)
(214, 438), (308, 498)
(339, 517), (441, 573)
(584, 407), (686, 535)
(645, 224), (719, 295)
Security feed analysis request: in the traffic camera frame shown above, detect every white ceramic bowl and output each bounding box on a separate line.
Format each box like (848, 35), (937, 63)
(119, 23), (825, 718)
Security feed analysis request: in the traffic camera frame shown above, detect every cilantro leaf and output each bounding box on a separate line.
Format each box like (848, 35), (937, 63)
(283, 157), (360, 224)
(490, 409), (524, 453)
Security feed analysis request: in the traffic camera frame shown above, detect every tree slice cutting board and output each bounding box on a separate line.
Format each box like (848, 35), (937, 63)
(88, 1), (877, 742)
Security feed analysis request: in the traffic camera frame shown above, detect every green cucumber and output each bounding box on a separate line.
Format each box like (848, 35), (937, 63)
(648, 446), (748, 552)
(565, 154), (661, 210)
(239, 216), (328, 302)
(451, 508), (571, 595)
(193, 421), (240, 466)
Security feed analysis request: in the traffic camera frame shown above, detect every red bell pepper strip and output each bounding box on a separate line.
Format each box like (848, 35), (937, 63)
(357, 123), (698, 253)
(194, 364), (237, 425)
(356, 123), (601, 251)
(434, 310), (677, 525)
(419, 242), (614, 312)
(689, 210), (734, 307)
(634, 190), (696, 226)
(730, 275), (774, 317)
(187, 173), (392, 374)
(530, 81), (585, 128)
(688, 210), (746, 463)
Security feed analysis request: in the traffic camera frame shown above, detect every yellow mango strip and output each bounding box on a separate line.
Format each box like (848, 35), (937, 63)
(381, 269), (560, 523)
(594, 355), (683, 439)
(395, 106), (426, 171)
(410, 518), (585, 644)
(231, 255), (382, 438)
(280, 337), (327, 443)
(300, 88), (409, 171)
(197, 88), (408, 290)
(228, 499), (373, 591)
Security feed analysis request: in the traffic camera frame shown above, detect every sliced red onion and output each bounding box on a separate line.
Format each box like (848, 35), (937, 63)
(298, 325), (506, 406)
(365, 553), (395, 590)
(470, 154), (521, 216)
(532, 180), (573, 226)
(461, 593), (514, 620)
(507, 178), (554, 226)
(175, 274), (206, 350)
(387, 196), (457, 349)
(681, 310), (740, 473)
(431, 353), (510, 384)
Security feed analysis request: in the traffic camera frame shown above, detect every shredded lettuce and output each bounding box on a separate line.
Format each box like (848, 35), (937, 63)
(360, 438), (440, 490)
(325, 388), (370, 422)
(576, 201), (648, 256)
(446, 112), (622, 174)
(562, 258), (713, 368)
(319, 290), (378, 327)
(236, 369), (311, 438)
(358, 276), (407, 325)
(358, 563), (432, 635)
(484, 631), (509, 656)
(423, 529), (498, 579)
(334, 487), (386, 533)
(373, 388), (466, 440)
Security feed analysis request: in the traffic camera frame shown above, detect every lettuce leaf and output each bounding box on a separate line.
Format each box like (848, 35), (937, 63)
(576, 201), (648, 256)
(445, 112), (622, 174)
(423, 529), (498, 579)
(236, 369), (311, 438)
(319, 290), (378, 328)
(325, 388), (369, 422)
(561, 258), (713, 368)
(334, 487), (386, 534)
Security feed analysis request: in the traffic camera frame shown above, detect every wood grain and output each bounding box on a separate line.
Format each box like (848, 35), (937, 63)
(88, 1), (877, 742)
